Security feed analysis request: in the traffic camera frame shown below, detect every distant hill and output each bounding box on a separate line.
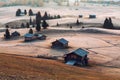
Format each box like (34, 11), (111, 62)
(0, 0), (44, 7)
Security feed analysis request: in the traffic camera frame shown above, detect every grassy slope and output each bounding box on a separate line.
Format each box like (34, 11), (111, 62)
(0, 53), (119, 80)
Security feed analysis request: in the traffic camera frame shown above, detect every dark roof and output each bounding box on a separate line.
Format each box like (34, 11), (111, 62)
(58, 38), (68, 44)
(12, 31), (20, 34)
(36, 34), (46, 37)
(70, 48), (88, 57)
(24, 33), (34, 38)
(11, 31), (20, 36)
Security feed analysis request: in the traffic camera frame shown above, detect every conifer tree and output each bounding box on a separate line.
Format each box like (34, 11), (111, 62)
(109, 17), (114, 29)
(43, 11), (48, 20)
(36, 11), (41, 23)
(5, 28), (10, 39)
(56, 22), (59, 26)
(29, 28), (33, 34)
(57, 15), (61, 18)
(16, 9), (21, 16)
(35, 11), (41, 31)
(21, 23), (25, 28)
(36, 22), (41, 31)
(26, 22), (30, 28)
(24, 9), (27, 15)
(76, 19), (80, 25)
(42, 20), (49, 29)
(5, 25), (9, 28)
(29, 9), (33, 16)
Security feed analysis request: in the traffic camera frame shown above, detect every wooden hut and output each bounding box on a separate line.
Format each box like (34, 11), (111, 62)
(64, 48), (89, 66)
(37, 34), (46, 40)
(89, 15), (96, 19)
(34, 33), (47, 40)
(24, 33), (36, 42)
(51, 38), (69, 49)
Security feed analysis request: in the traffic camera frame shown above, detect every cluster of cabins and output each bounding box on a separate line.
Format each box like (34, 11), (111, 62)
(4, 31), (20, 39)
(51, 38), (89, 66)
(4, 30), (89, 67)
(4, 31), (46, 41)
(24, 33), (46, 42)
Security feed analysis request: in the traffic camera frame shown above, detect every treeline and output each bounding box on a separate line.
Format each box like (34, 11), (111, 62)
(16, 9), (61, 20)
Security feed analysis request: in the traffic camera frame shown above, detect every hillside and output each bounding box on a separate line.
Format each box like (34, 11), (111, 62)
(0, 53), (120, 80)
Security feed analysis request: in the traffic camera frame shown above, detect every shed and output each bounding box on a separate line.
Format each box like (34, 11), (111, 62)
(24, 33), (36, 42)
(34, 33), (47, 40)
(64, 48), (89, 66)
(89, 15), (96, 19)
(51, 38), (69, 49)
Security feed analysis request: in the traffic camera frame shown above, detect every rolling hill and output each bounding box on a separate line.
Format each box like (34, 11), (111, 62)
(0, 53), (119, 80)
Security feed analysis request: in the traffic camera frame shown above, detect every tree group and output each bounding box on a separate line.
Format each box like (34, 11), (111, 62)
(103, 17), (114, 29)
(16, 9), (21, 16)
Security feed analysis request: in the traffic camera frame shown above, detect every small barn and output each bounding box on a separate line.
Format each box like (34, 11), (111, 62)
(51, 38), (69, 49)
(89, 15), (96, 19)
(64, 48), (89, 66)
(34, 33), (47, 40)
(24, 33), (36, 42)
(11, 31), (20, 37)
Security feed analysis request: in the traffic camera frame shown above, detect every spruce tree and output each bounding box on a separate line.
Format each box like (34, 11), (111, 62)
(56, 22), (59, 26)
(29, 9), (33, 16)
(54, 15), (57, 19)
(18, 9), (21, 14)
(76, 19), (80, 25)
(43, 11), (48, 20)
(26, 22), (30, 28)
(5, 28), (10, 39)
(16, 9), (21, 16)
(103, 18), (109, 28)
(32, 19), (36, 28)
(57, 15), (61, 18)
(36, 11), (41, 22)
(42, 20), (49, 29)
(35, 12), (41, 31)
(5, 25), (9, 28)
(21, 23), (25, 28)
(16, 10), (20, 16)
(36, 22), (41, 31)
(109, 17), (114, 29)
(24, 9), (27, 15)
(29, 28), (33, 34)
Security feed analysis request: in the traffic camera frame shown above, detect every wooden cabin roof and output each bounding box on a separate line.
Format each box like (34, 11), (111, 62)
(70, 48), (88, 57)
(37, 34), (46, 38)
(12, 31), (20, 34)
(24, 33), (34, 38)
(58, 38), (68, 44)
